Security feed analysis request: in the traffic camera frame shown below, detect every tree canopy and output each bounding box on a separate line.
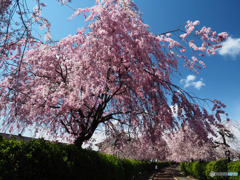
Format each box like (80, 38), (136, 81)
(0, 0), (231, 157)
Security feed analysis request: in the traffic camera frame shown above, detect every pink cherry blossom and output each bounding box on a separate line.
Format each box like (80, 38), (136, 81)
(0, 0), (230, 153)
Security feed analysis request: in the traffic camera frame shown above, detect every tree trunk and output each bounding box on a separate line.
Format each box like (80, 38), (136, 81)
(74, 120), (100, 149)
(74, 136), (84, 149)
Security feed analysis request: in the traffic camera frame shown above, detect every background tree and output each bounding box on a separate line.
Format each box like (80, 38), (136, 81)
(212, 120), (240, 160)
(166, 125), (224, 162)
(167, 122), (240, 162)
(0, 0), (229, 150)
(98, 130), (170, 161)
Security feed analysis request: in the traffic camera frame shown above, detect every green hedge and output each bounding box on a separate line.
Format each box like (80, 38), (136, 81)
(228, 161), (240, 180)
(205, 161), (217, 179)
(180, 159), (240, 180)
(192, 161), (208, 179)
(0, 135), (172, 180)
(180, 161), (187, 174)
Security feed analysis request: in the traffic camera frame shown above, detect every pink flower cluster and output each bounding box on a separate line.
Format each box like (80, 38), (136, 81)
(0, 0), (230, 152)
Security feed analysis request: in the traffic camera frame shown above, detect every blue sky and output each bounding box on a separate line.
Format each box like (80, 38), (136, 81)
(134, 0), (240, 123)
(35, 0), (240, 121)
(9, 1), (240, 141)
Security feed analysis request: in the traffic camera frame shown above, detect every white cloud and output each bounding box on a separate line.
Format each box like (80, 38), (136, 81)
(218, 37), (240, 58)
(192, 81), (205, 89)
(180, 75), (205, 90)
(180, 75), (196, 88)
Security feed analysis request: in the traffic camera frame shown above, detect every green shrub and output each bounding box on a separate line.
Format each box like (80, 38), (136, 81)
(180, 161), (187, 174)
(214, 159), (228, 172)
(205, 161), (217, 180)
(0, 137), (25, 179)
(181, 159), (239, 180)
(185, 161), (194, 175)
(16, 139), (69, 180)
(192, 161), (208, 179)
(205, 159), (229, 180)
(213, 159), (228, 180)
(228, 161), (240, 180)
(121, 159), (135, 179)
(0, 135), (4, 142)
(0, 137), (172, 180)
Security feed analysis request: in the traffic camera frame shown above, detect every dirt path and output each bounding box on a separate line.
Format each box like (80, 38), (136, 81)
(149, 165), (177, 180)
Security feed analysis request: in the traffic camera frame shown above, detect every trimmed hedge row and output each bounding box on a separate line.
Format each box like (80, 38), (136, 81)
(180, 159), (240, 180)
(0, 135), (173, 180)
